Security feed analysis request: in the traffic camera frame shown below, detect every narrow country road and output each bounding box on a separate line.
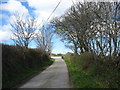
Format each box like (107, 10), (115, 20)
(19, 57), (70, 88)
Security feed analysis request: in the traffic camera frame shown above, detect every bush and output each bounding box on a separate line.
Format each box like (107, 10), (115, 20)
(65, 52), (94, 69)
(64, 52), (119, 88)
(64, 55), (106, 88)
(93, 56), (120, 88)
(2, 44), (50, 88)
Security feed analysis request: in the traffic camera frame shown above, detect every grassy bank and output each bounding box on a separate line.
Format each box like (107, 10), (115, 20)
(64, 58), (106, 88)
(2, 44), (55, 88)
(51, 53), (63, 56)
(63, 52), (119, 88)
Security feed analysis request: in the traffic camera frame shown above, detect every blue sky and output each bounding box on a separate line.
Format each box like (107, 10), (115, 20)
(0, 0), (79, 54)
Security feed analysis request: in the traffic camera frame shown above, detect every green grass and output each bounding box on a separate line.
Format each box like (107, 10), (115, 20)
(64, 58), (107, 88)
(51, 54), (63, 56)
(3, 58), (55, 88)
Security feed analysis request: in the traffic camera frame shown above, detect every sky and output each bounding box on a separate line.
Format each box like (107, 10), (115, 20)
(0, 0), (83, 54)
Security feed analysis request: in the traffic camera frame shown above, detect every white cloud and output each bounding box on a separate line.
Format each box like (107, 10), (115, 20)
(27, 0), (61, 24)
(0, 24), (12, 41)
(0, 0), (83, 41)
(0, 0), (29, 15)
(0, 31), (11, 41)
(27, 0), (81, 23)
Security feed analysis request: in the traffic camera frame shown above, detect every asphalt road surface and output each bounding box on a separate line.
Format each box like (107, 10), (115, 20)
(19, 57), (70, 88)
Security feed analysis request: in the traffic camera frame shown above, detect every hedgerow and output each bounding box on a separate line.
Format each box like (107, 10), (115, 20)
(2, 44), (51, 88)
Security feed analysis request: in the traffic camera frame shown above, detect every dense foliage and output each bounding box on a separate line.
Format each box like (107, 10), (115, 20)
(64, 52), (120, 88)
(2, 44), (52, 88)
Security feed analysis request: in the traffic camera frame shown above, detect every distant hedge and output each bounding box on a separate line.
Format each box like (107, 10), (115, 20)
(2, 44), (50, 88)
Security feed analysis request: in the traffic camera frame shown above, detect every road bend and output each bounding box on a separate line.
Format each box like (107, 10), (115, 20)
(19, 57), (70, 88)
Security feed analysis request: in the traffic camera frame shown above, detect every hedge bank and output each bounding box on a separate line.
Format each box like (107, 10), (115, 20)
(2, 44), (53, 88)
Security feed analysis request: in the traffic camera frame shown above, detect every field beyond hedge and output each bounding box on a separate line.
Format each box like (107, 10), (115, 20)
(2, 44), (54, 88)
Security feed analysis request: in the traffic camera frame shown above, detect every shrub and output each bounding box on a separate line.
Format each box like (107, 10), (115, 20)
(93, 56), (120, 88)
(2, 44), (50, 88)
(64, 53), (106, 88)
(64, 52), (120, 88)
(66, 52), (94, 69)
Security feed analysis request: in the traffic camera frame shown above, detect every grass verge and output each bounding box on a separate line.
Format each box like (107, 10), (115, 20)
(64, 58), (107, 88)
(3, 58), (55, 88)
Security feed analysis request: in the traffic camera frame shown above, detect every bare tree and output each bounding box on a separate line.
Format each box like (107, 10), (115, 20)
(10, 13), (39, 49)
(51, 16), (79, 54)
(51, 2), (120, 56)
(35, 25), (53, 53)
